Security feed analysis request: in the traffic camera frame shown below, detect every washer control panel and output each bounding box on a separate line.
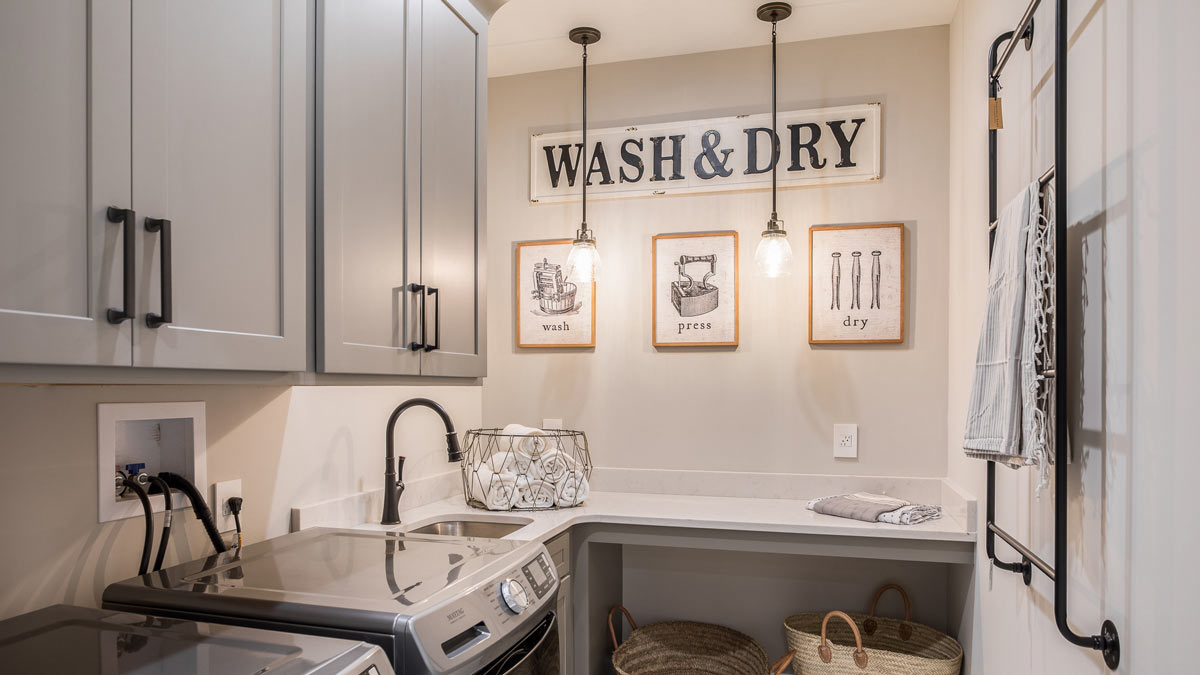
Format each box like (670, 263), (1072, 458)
(478, 552), (559, 625)
(521, 553), (555, 599)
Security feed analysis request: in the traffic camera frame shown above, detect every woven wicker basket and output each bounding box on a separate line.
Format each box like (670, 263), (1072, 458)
(609, 606), (793, 675)
(784, 584), (963, 675)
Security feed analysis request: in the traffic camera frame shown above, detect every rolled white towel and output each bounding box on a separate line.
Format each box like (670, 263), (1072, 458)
(533, 449), (577, 483)
(490, 450), (535, 476)
(501, 423), (550, 459)
(469, 472), (520, 511)
(554, 470), (589, 508)
(515, 475), (556, 510)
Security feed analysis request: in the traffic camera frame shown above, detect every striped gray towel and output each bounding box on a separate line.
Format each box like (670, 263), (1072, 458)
(806, 493), (942, 526)
(963, 182), (1041, 467)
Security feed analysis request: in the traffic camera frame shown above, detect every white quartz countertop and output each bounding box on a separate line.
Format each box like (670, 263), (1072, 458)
(383, 490), (976, 545)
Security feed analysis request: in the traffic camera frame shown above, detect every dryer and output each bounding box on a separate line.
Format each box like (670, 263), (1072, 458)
(0, 604), (392, 674)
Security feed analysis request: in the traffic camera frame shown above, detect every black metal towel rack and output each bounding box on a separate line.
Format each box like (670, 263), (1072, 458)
(984, 0), (1120, 669)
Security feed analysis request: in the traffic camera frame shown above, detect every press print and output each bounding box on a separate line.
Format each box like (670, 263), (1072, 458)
(653, 232), (738, 346)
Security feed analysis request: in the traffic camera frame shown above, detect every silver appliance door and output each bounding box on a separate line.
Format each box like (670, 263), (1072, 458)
(474, 611), (557, 675)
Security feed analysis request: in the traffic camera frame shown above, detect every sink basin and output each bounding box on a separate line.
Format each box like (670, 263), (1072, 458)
(408, 518), (531, 539)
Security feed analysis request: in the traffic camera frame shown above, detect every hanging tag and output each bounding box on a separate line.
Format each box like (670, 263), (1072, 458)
(989, 97), (1004, 130)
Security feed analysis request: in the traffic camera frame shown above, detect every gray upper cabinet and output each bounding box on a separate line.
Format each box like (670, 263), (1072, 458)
(318, 0), (487, 377)
(0, 0), (133, 366)
(0, 0), (308, 372)
(416, 0), (488, 378)
(130, 0), (309, 371)
(317, 0), (423, 376)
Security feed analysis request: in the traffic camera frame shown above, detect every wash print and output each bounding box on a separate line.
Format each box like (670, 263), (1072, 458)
(516, 240), (595, 347)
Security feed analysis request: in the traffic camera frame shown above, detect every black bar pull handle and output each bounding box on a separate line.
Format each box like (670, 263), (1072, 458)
(424, 286), (440, 352)
(407, 283), (426, 351)
(144, 218), (172, 328)
(106, 206), (135, 324)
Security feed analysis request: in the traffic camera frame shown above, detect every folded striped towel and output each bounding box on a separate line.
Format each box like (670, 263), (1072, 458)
(964, 182), (1044, 469)
(806, 493), (942, 526)
(878, 504), (943, 525)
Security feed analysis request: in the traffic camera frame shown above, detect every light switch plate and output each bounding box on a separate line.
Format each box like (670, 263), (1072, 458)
(212, 479), (242, 533)
(834, 424), (858, 459)
(542, 418), (563, 430)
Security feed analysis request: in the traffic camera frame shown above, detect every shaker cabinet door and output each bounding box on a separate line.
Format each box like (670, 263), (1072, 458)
(129, 0), (308, 371)
(0, 0), (133, 366)
(316, 0), (422, 375)
(416, 0), (487, 377)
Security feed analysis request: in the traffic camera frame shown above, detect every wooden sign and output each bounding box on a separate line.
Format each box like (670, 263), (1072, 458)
(530, 103), (880, 203)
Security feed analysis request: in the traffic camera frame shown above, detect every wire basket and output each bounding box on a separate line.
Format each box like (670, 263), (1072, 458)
(461, 428), (592, 511)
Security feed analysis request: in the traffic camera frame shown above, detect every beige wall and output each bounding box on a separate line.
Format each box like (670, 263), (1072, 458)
(946, 0), (1198, 672)
(0, 383), (479, 619)
(484, 27), (951, 477)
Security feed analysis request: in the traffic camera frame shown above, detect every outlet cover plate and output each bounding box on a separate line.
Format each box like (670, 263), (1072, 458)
(212, 479), (242, 533)
(834, 423), (858, 459)
(542, 418), (563, 430)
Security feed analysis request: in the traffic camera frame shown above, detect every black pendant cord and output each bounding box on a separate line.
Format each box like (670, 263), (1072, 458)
(770, 20), (778, 219)
(581, 42), (588, 232)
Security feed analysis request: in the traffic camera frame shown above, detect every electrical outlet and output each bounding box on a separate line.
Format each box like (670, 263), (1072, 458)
(834, 424), (858, 459)
(212, 479), (242, 533)
(542, 418), (563, 430)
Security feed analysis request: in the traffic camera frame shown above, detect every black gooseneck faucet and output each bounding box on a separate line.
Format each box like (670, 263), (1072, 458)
(383, 398), (463, 525)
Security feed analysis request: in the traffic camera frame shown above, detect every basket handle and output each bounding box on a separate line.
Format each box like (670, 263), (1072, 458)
(769, 650), (797, 675)
(608, 605), (637, 650)
(863, 583), (913, 641)
(818, 611), (868, 670)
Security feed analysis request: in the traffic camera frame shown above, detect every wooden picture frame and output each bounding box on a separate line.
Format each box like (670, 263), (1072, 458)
(809, 223), (904, 344)
(652, 231), (739, 347)
(516, 239), (596, 348)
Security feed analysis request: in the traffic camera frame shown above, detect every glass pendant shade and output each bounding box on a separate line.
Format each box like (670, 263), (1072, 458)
(755, 230), (793, 278)
(566, 237), (600, 283)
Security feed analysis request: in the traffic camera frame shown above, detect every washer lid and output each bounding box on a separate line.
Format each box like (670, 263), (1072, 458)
(104, 528), (530, 634)
(0, 604), (387, 675)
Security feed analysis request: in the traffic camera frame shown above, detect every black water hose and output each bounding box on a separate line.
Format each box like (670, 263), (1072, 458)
(158, 472), (228, 553)
(146, 476), (173, 571)
(121, 478), (153, 575)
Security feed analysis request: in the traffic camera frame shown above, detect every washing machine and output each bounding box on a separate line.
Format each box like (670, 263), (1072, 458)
(0, 603), (392, 674)
(103, 528), (559, 674)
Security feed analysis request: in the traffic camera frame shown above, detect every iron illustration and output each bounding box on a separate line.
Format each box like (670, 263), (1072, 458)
(671, 254), (720, 317)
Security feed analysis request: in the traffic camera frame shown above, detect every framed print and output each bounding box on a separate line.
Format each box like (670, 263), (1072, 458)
(809, 223), (904, 343)
(516, 240), (595, 348)
(652, 231), (739, 347)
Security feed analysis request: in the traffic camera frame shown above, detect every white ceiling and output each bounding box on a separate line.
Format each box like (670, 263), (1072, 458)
(488, 0), (958, 78)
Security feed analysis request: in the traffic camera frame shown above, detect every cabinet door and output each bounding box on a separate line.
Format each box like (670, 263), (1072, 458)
(316, 0), (422, 375)
(558, 573), (573, 674)
(130, 0), (308, 371)
(416, 0), (487, 377)
(0, 0), (132, 366)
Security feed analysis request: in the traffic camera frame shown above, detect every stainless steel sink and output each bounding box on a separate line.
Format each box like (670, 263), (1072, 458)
(408, 518), (530, 539)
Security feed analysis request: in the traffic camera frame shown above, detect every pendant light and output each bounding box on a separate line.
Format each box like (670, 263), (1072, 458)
(565, 26), (601, 283)
(754, 2), (793, 278)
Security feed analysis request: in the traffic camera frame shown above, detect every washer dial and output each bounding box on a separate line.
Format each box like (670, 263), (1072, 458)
(499, 578), (530, 614)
